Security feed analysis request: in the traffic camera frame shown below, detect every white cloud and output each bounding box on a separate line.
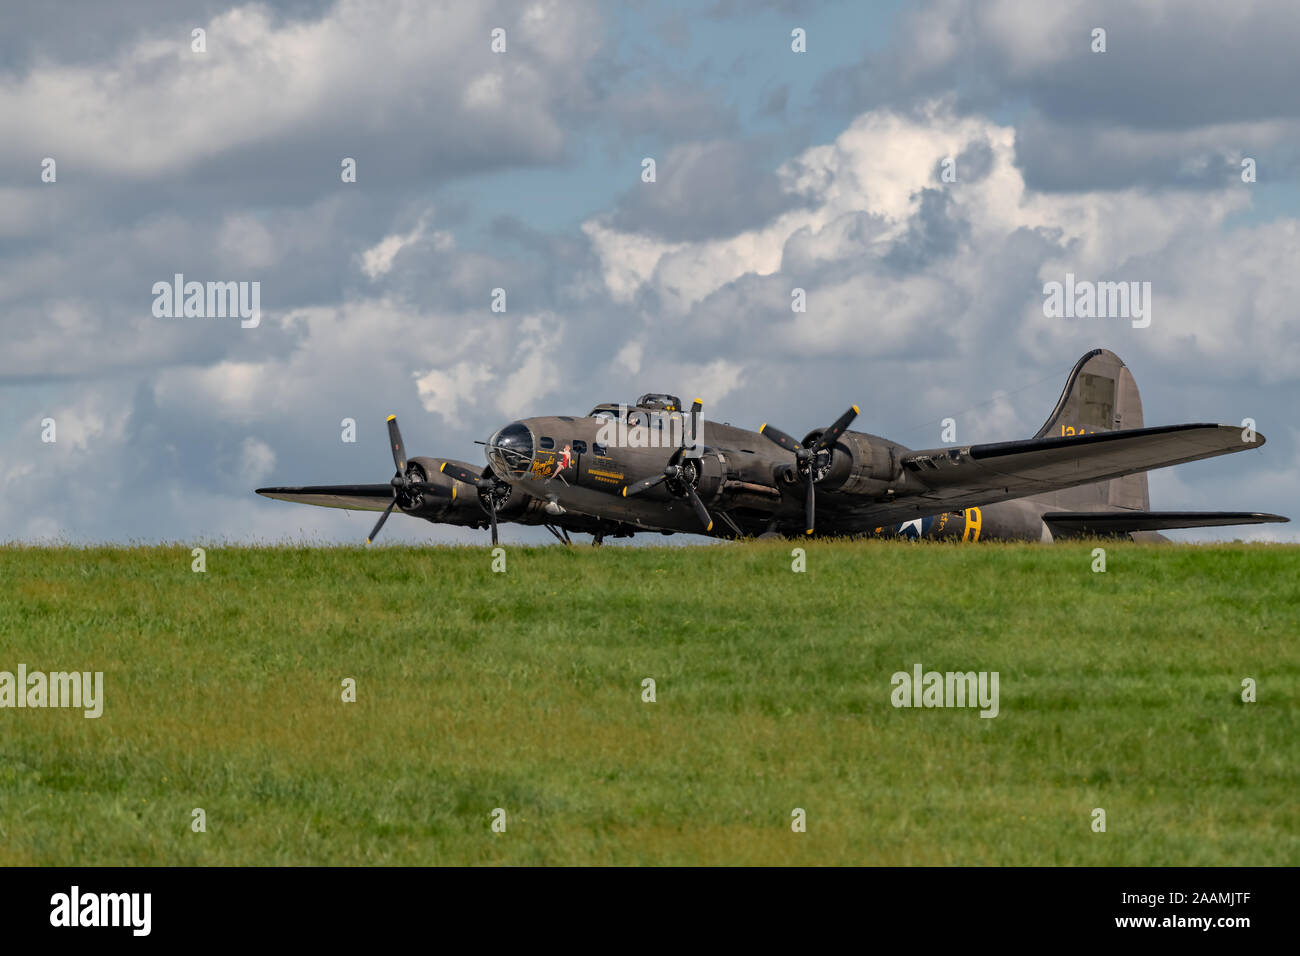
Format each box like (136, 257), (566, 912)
(614, 340), (643, 375)
(495, 314), (565, 419)
(413, 362), (495, 425)
(0, 0), (601, 178)
(582, 104), (1296, 382)
(684, 359), (744, 404)
(217, 214), (276, 271)
(238, 436), (276, 485)
(2, 3), (1297, 547)
(362, 224), (422, 281)
(45, 397), (126, 452)
(361, 214), (455, 280)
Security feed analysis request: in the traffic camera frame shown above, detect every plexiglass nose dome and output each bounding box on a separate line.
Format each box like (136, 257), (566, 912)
(487, 422), (534, 478)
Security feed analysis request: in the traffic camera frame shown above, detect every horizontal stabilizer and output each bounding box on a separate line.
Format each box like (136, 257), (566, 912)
(256, 485), (394, 513)
(1043, 510), (1289, 537)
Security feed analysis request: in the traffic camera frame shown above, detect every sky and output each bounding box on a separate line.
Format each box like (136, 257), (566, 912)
(1, 0), (1298, 545)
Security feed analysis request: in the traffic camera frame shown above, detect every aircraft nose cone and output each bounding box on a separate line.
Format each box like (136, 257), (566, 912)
(487, 422), (534, 478)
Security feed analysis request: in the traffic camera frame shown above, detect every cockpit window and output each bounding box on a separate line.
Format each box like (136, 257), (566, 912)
(487, 422), (534, 478)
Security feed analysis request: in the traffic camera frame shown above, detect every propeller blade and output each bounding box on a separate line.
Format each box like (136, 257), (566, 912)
(684, 485), (714, 533)
(489, 499), (498, 546)
(439, 461), (479, 484)
(814, 405), (859, 452)
(386, 415), (407, 473)
(622, 472), (669, 497)
(804, 476), (816, 536)
(686, 397), (703, 453)
(759, 423), (802, 454)
(366, 498), (397, 544)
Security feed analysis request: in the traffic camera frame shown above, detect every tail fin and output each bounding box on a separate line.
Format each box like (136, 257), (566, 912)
(1033, 349), (1149, 511)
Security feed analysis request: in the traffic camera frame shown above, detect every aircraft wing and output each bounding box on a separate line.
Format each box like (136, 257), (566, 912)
(256, 481), (644, 541)
(256, 485), (394, 512)
(1042, 510), (1289, 537)
(836, 423), (1264, 525)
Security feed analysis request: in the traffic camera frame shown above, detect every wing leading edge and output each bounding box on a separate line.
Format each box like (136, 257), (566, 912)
(256, 485), (395, 513)
(1042, 510), (1289, 537)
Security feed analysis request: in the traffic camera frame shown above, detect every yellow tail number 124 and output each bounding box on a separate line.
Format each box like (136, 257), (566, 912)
(962, 506), (983, 542)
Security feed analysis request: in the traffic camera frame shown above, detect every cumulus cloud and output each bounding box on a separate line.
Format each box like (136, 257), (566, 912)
(360, 214), (455, 281)
(238, 435), (276, 484)
(413, 362), (495, 426)
(2, 2), (1296, 545)
(820, 0), (1300, 190)
(581, 104), (1298, 382)
(608, 139), (812, 241)
(0, 0), (603, 182)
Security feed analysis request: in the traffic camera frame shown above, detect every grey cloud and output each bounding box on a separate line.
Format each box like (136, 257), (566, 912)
(4, 1), (1299, 545)
(758, 84), (790, 118)
(606, 83), (739, 143)
(0, 1), (327, 71)
(0, 0), (606, 189)
(1014, 111), (1300, 191)
(607, 139), (811, 242)
(705, 0), (839, 17)
(824, 1), (1300, 127)
(653, 10), (691, 50)
(819, 0), (1300, 190)
(951, 138), (994, 184)
(883, 188), (969, 272)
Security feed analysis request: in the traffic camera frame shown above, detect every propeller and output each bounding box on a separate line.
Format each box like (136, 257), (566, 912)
(622, 399), (714, 534)
(366, 415), (454, 544)
(758, 405), (859, 536)
(622, 460), (713, 532)
(440, 461), (509, 546)
(684, 398), (703, 455)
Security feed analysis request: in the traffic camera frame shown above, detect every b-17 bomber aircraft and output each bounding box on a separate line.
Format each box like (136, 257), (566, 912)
(256, 349), (1287, 544)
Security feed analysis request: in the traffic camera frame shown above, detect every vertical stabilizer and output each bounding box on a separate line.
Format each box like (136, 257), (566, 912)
(1033, 349), (1150, 511)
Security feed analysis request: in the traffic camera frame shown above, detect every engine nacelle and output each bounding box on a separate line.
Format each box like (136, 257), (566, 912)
(402, 457), (480, 519)
(691, 448), (785, 510)
(687, 449), (729, 502)
(800, 430), (905, 497)
(488, 479), (534, 520)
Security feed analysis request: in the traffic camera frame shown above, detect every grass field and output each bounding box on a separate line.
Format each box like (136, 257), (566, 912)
(1, 540), (1297, 865)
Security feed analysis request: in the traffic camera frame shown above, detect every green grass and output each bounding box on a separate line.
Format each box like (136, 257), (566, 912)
(1, 540), (1297, 865)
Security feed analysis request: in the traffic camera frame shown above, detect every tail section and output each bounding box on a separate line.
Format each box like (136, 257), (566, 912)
(1031, 349), (1288, 537)
(1033, 348), (1149, 511)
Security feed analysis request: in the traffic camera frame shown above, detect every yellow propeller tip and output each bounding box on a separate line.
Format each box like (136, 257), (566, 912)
(693, 397), (702, 405)
(706, 521), (713, 532)
(439, 462), (447, 473)
(621, 487), (628, 497)
(852, 405), (860, 415)
(805, 529), (814, 535)
(759, 423), (767, 432)
(386, 414), (396, 422)
(451, 487), (457, 500)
